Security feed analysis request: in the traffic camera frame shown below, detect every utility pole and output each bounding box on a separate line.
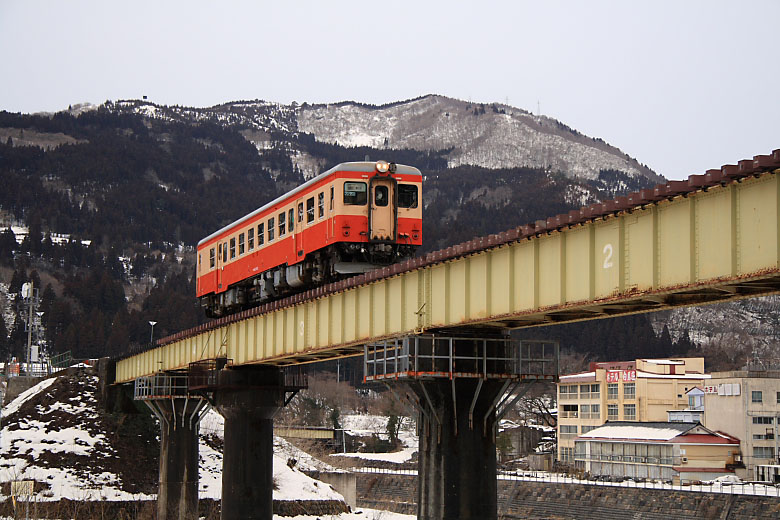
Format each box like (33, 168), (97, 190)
(23, 280), (34, 376)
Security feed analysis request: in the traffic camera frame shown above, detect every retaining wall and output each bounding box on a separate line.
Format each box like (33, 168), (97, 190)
(357, 474), (780, 519)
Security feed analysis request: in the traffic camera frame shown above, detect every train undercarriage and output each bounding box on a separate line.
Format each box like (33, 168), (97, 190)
(202, 242), (417, 318)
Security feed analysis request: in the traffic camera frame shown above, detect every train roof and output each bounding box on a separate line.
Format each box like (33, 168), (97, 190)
(198, 161), (422, 247)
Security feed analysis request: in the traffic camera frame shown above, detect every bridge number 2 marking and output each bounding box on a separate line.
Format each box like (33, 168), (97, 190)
(603, 243), (614, 269)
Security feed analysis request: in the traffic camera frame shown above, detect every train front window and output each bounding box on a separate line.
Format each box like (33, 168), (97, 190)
(278, 212), (286, 237)
(343, 181), (367, 205)
(306, 197), (315, 223)
(398, 184), (418, 208)
(375, 185), (389, 207)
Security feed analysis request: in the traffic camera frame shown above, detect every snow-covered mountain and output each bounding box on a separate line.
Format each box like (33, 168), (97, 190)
(104, 95), (661, 183)
(298, 96), (660, 182)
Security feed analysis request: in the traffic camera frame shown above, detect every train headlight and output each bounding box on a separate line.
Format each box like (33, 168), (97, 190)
(376, 160), (390, 174)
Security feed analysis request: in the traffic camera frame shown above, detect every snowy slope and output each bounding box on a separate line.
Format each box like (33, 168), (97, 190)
(0, 372), (346, 506)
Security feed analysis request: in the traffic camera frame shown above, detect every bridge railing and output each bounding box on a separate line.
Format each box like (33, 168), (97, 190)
(134, 372), (190, 400)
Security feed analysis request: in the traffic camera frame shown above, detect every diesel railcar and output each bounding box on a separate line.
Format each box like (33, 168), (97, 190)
(196, 161), (422, 317)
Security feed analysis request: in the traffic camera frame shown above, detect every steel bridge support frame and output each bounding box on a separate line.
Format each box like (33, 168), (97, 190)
(378, 331), (555, 520)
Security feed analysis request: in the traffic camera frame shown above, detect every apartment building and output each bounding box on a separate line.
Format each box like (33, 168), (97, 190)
(702, 370), (780, 479)
(557, 357), (708, 462)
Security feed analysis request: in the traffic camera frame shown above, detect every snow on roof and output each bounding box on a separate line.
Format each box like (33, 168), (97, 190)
(636, 370), (710, 380)
(578, 421), (697, 441)
(643, 359), (685, 365)
(559, 371), (595, 381)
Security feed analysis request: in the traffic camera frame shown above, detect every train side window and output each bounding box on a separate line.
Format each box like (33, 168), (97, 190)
(268, 218), (275, 241)
(375, 185), (389, 207)
(229, 237), (236, 259)
(330, 186), (334, 211)
(210, 247), (215, 268)
(343, 181), (367, 205)
(288, 208), (294, 232)
(278, 212), (286, 237)
(318, 192), (324, 218)
(398, 184), (418, 208)
(222, 242), (227, 263)
(258, 223), (264, 245)
(238, 233), (245, 255)
(306, 197), (315, 223)
(298, 202), (304, 223)
(248, 228), (254, 250)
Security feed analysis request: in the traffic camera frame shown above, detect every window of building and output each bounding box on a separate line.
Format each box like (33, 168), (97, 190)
(581, 425), (597, 435)
(623, 383), (636, 399)
(580, 404), (590, 418)
(560, 425), (578, 436)
(607, 404), (618, 419)
(560, 447), (574, 462)
(258, 223), (264, 245)
(590, 404), (600, 417)
(753, 416), (773, 425)
(561, 404), (578, 418)
(607, 383), (618, 400)
(238, 233), (245, 255)
(306, 197), (315, 223)
(754, 446), (775, 459)
(278, 212), (286, 237)
(590, 384), (600, 398)
(268, 218), (274, 241)
(777, 392), (780, 404)
(580, 384), (592, 398)
(248, 228), (254, 250)
(559, 385), (577, 398)
(288, 208), (294, 232)
(753, 391), (763, 403)
(398, 184), (418, 208)
(375, 185), (389, 207)
(623, 404), (636, 421)
(209, 248), (215, 268)
(318, 192), (324, 218)
(753, 432), (775, 440)
(344, 181), (367, 205)
(229, 237), (236, 259)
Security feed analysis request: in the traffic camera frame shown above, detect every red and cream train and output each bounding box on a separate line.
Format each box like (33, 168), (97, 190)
(196, 161), (422, 317)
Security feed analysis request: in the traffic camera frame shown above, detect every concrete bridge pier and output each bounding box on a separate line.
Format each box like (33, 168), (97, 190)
(140, 392), (210, 520)
(413, 378), (507, 520)
(213, 366), (291, 520)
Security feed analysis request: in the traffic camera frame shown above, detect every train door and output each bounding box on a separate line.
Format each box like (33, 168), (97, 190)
(294, 198), (305, 261)
(216, 241), (226, 291)
(369, 177), (396, 241)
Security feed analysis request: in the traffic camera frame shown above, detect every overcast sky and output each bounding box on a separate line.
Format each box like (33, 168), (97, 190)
(1, 1), (777, 180)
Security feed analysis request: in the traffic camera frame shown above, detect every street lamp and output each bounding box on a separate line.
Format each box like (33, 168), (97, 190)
(149, 321), (157, 347)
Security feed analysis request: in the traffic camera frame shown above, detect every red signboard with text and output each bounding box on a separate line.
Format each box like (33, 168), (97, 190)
(606, 370), (636, 383)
